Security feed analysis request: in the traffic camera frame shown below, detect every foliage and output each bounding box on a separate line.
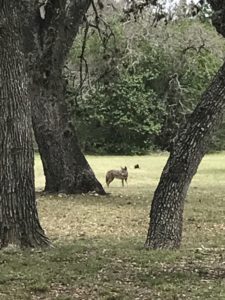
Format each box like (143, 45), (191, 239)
(73, 75), (164, 154)
(67, 16), (225, 154)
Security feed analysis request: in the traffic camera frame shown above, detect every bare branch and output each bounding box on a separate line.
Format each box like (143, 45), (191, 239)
(181, 41), (206, 54)
(123, 0), (158, 20)
(78, 18), (90, 100)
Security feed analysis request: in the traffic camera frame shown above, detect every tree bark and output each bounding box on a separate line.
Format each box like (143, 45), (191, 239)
(0, 1), (50, 248)
(208, 1), (225, 38)
(31, 69), (105, 194)
(26, 0), (105, 194)
(145, 61), (225, 249)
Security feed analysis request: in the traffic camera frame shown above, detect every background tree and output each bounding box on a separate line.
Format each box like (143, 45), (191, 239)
(66, 7), (225, 154)
(0, 0), (49, 248)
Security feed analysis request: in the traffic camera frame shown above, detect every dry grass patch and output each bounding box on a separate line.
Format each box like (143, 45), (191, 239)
(1, 153), (225, 299)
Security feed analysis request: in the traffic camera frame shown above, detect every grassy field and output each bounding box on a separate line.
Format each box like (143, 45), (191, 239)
(1, 153), (225, 299)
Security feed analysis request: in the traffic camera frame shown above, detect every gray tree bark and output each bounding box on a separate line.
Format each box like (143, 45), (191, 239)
(144, 0), (225, 250)
(25, 0), (105, 194)
(145, 61), (225, 249)
(0, 1), (49, 248)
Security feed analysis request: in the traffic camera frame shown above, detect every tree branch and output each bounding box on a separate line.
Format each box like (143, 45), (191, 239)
(32, 0), (91, 68)
(123, 0), (158, 13)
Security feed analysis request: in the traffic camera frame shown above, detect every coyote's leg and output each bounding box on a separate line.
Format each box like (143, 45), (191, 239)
(107, 177), (114, 187)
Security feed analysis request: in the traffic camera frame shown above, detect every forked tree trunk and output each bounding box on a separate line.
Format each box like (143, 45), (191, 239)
(27, 0), (105, 194)
(145, 61), (225, 249)
(0, 1), (50, 248)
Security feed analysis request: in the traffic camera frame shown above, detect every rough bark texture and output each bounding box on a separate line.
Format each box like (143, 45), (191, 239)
(31, 69), (105, 193)
(0, 1), (50, 248)
(145, 61), (225, 249)
(208, 1), (225, 37)
(25, 0), (105, 194)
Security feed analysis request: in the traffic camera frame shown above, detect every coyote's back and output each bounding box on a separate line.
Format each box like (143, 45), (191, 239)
(106, 166), (128, 187)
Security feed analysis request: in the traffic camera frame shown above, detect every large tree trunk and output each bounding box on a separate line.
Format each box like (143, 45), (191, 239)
(145, 61), (225, 249)
(144, 0), (225, 250)
(31, 69), (105, 194)
(0, 1), (49, 248)
(27, 0), (105, 194)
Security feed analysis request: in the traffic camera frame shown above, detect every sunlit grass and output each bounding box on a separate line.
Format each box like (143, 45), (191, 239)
(1, 152), (225, 299)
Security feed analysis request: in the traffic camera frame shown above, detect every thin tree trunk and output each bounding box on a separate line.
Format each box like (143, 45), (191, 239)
(27, 0), (105, 194)
(145, 61), (225, 249)
(0, 1), (50, 248)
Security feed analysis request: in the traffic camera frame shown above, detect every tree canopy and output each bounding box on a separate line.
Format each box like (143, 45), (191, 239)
(66, 8), (225, 154)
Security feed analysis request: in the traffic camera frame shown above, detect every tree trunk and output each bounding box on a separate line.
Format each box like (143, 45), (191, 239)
(27, 0), (105, 194)
(145, 61), (225, 249)
(31, 69), (105, 194)
(209, 1), (225, 38)
(0, 1), (50, 248)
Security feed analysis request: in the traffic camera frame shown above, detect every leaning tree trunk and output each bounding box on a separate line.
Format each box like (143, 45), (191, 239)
(145, 61), (225, 249)
(144, 0), (225, 250)
(0, 1), (50, 248)
(28, 0), (105, 194)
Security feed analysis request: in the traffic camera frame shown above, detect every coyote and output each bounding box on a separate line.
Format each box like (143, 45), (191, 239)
(106, 166), (128, 187)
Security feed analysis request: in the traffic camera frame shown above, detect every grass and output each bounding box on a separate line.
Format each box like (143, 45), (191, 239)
(1, 152), (225, 299)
